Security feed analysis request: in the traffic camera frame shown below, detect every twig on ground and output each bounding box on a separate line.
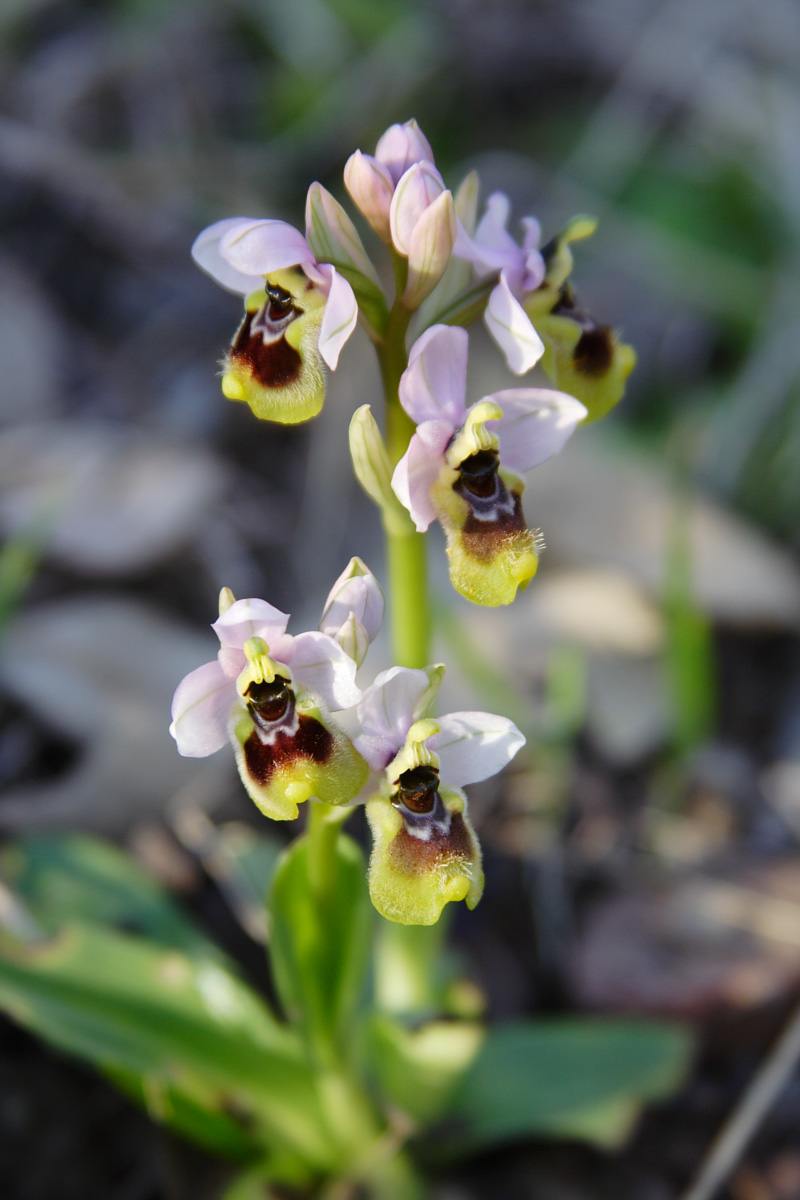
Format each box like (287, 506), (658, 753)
(681, 999), (800, 1200)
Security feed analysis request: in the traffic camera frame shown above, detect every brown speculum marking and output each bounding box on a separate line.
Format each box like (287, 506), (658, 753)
(243, 711), (333, 787)
(229, 283), (304, 389)
(453, 450), (526, 562)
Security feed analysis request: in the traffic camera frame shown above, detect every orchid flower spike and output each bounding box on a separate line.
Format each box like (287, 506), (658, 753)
(170, 581), (371, 821)
(351, 665), (524, 924)
(345, 120), (455, 308)
(192, 217), (359, 424)
(454, 191), (547, 375)
(391, 325), (587, 606)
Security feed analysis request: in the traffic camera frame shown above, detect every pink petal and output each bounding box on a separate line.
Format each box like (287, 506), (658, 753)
(212, 598), (290, 650)
(282, 630), (361, 711)
(191, 218), (265, 295)
(219, 219), (316, 277)
(317, 266), (358, 370)
(400, 325), (468, 426)
(353, 666), (432, 768)
(484, 273), (544, 375)
(343, 151), (394, 241)
(487, 387), (587, 473)
(374, 119), (434, 184)
(428, 711), (525, 787)
(169, 660), (234, 758)
(391, 420), (453, 532)
(389, 162), (446, 256)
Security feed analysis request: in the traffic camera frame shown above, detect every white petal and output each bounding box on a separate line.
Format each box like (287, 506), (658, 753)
(317, 266), (358, 369)
(399, 325), (468, 426)
(191, 217), (264, 295)
(169, 660), (234, 757)
(487, 387), (587, 473)
(484, 274), (544, 375)
(212, 598), (290, 649)
(353, 666), (433, 769)
(391, 420), (453, 532)
(284, 630), (361, 710)
(219, 219), (316, 277)
(428, 711), (525, 787)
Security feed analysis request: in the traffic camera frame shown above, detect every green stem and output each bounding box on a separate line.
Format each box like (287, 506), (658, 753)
(306, 799), (343, 901)
(374, 292), (449, 1011)
(379, 302), (431, 669)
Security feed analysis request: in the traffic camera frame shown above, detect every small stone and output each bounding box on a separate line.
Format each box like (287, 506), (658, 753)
(0, 423), (225, 574)
(0, 597), (233, 832)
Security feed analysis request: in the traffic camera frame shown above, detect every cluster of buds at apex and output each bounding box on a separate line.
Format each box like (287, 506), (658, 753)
(352, 665), (524, 925)
(345, 120), (456, 309)
(344, 119), (434, 243)
(391, 324), (586, 606)
(169, 572), (378, 820)
(523, 215), (637, 423)
(191, 216), (358, 424)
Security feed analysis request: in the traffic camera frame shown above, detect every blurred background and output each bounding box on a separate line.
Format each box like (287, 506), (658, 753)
(2, 0), (800, 1196)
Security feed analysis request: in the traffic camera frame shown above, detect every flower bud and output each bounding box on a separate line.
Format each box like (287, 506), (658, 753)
(305, 182), (383, 290)
(403, 189), (457, 308)
(320, 557), (384, 666)
(349, 406), (411, 535)
(375, 119), (434, 184)
(344, 151), (394, 242)
(389, 162), (446, 256)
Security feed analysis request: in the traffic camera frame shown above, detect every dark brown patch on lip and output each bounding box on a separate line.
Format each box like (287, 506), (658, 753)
(230, 311), (302, 388)
(573, 326), (613, 376)
(460, 490), (526, 562)
(389, 812), (473, 875)
(243, 713), (333, 786)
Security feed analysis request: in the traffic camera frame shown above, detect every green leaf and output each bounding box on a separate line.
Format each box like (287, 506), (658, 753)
(269, 829), (371, 1058)
(369, 1016), (691, 1154)
(0, 923), (338, 1175)
(1, 834), (223, 961)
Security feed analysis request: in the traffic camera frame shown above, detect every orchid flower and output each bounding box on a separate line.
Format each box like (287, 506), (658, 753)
(391, 324), (587, 606)
(351, 665), (524, 925)
(169, 579), (375, 821)
(192, 217), (358, 424)
(454, 191), (546, 375)
(345, 120), (456, 308)
(522, 215), (637, 422)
